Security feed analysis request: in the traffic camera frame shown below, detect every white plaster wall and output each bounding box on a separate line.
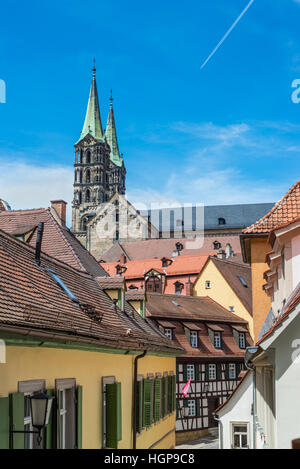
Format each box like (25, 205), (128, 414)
(272, 310), (300, 448)
(218, 373), (253, 449)
(291, 235), (300, 290)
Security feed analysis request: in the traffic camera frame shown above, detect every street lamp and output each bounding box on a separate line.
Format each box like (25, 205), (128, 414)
(11, 393), (54, 448)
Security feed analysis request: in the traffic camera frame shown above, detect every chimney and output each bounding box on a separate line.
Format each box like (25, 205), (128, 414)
(51, 200), (67, 226)
(225, 243), (233, 258)
(35, 222), (44, 266)
(185, 276), (193, 296)
(217, 249), (226, 260)
(120, 254), (127, 264)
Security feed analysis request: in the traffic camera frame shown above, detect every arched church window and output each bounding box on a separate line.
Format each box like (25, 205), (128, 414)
(86, 170), (91, 184)
(86, 189), (90, 203)
(86, 151), (91, 164)
(218, 218), (226, 225)
(78, 192), (82, 204)
(79, 170), (82, 183)
(79, 150), (83, 164)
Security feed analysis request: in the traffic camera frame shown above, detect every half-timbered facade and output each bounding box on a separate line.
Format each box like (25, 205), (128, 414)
(145, 293), (252, 443)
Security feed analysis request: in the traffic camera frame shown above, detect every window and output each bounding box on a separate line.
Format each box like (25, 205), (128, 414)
(218, 218), (226, 225)
(190, 331), (198, 348)
(229, 306), (235, 312)
(164, 328), (173, 340)
(86, 189), (90, 203)
(229, 364), (236, 379)
(187, 364), (195, 381)
(214, 332), (222, 349)
(174, 281), (184, 295)
(20, 381), (45, 449)
(86, 170), (91, 184)
(239, 333), (246, 349)
(208, 364), (216, 380)
(188, 400), (196, 417)
(213, 241), (221, 250)
(55, 379), (76, 449)
(205, 281), (211, 289)
(86, 151), (91, 164)
(232, 424), (249, 449)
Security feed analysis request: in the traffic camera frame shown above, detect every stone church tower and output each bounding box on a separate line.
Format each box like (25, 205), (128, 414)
(72, 65), (126, 244)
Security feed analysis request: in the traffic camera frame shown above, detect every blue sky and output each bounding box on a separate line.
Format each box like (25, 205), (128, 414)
(1, 0), (300, 224)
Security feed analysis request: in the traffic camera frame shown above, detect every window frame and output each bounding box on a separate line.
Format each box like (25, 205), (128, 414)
(18, 380), (46, 450)
(239, 332), (246, 349)
(186, 364), (195, 381)
(205, 281), (211, 289)
(190, 331), (198, 348)
(214, 332), (222, 349)
(231, 422), (250, 449)
(228, 363), (236, 380)
(164, 328), (173, 340)
(208, 364), (217, 381)
(55, 378), (76, 450)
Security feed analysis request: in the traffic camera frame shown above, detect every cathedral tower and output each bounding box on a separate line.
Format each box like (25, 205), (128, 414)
(72, 64), (126, 242)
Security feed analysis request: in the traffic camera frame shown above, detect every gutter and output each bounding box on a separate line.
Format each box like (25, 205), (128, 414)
(133, 350), (147, 450)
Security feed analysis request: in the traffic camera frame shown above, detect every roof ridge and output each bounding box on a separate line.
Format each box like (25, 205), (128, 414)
(45, 208), (86, 273)
(211, 256), (250, 269)
(243, 180), (300, 233)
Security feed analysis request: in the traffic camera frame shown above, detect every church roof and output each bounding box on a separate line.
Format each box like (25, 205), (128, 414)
(78, 64), (104, 142)
(105, 94), (123, 167)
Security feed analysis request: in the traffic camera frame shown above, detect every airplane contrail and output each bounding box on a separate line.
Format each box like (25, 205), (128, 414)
(201, 0), (255, 69)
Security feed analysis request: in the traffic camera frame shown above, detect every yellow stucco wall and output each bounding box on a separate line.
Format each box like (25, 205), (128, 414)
(250, 237), (272, 343)
(193, 259), (254, 338)
(0, 343), (176, 450)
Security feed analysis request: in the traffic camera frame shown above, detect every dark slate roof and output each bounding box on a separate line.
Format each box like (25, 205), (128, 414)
(140, 203), (274, 232)
(0, 207), (108, 277)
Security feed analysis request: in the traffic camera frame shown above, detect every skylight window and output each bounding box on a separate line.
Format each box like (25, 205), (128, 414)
(46, 269), (79, 303)
(238, 276), (248, 288)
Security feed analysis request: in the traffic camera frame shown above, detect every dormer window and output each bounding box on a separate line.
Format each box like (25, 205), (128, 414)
(174, 281), (184, 295)
(190, 331), (198, 348)
(213, 241), (221, 250)
(161, 257), (172, 268)
(218, 218), (226, 225)
(239, 332), (246, 349)
(214, 332), (222, 349)
(164, 328), (173, 340)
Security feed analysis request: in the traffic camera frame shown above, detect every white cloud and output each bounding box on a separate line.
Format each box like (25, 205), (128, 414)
(0, 160), (73, 225)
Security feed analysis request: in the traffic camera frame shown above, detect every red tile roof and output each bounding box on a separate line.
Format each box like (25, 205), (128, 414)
(243, 180), (300, 234)
(0, 207), (107, 277)
(146, 293), (252, 358)
(0, 229), (181, 354)
(100, 254), (209, 279)
(100, 236), (242, 262)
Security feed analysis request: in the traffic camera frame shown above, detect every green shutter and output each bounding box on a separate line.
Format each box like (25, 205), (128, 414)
(118, 290), (121, 308)
(216, 364), (221, 380)
(236, 363), (241, 378)
(195, 364), (200, 382)
(183, 399), (188, 408)
(154, 379), (161, 423)
(143, 379), (153, 428)
(9, 392), (24, 449)
(176, 400), (180, 419)
(172, 375), (176, 412)
(183, 365), (187, 383)
(196, 398), (201, 418)
(0, 397), (9, 449)
(225, 364), (229, 380)
(76, 386), (83, 449)
(167, 376), (172, 414)
(161, 378), (166, 418)
(176, 363), (179, 381)
(45, 389), (54, 449)
(205, 364), (209, 381)
(106, 382), (122, 449)
(136, 381), (143, 433)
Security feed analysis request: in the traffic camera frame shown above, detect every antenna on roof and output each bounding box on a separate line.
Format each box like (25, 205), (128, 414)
(35, 222), (44, 267)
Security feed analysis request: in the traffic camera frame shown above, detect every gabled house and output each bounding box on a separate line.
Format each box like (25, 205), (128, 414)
(0, 229), (182, 449)
(193, 255), (253, 338)
(240, 180), (300, 341)
(216, 212), (300, 449)
(144, 293), (252, 445)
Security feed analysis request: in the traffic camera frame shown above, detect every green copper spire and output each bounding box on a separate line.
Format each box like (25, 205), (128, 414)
(79, 61), (104, 141)
(105, 91), (123, 167)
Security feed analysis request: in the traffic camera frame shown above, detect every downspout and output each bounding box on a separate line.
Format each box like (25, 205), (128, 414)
(133, 350), (147, 450)
(245, 346), (259, 450)
(213, 414), (223, 449)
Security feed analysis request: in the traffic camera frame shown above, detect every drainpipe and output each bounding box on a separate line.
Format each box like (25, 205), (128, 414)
(133, 350), (147, 449)
(245, 346), (259, 450)
(213, 414), (223, 449)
